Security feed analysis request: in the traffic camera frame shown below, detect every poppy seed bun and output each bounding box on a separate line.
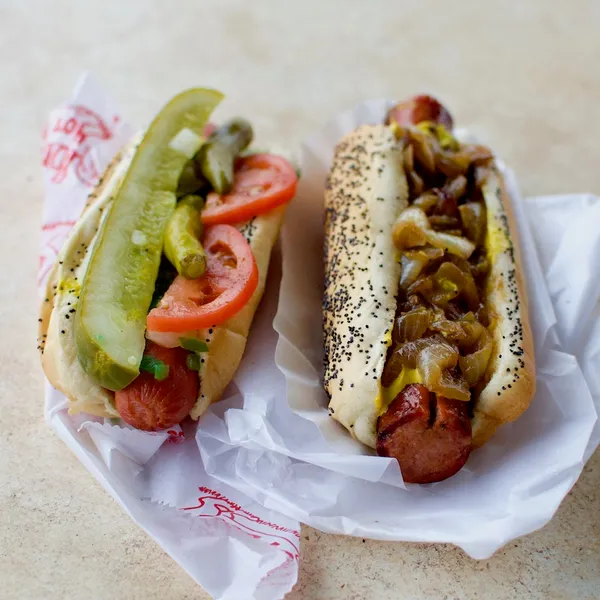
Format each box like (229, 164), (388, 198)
(323, 125), (408, 448)
(39, 140), (284, 420)
(323, 125), (535, 450)
(471, 167), (536, 446)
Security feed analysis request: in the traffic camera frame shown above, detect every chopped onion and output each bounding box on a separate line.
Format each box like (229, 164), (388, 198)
(169, 127), (204, 158)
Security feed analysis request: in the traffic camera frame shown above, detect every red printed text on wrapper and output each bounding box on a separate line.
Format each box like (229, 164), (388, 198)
(42, 105), (115, 187)
(39, 104), (121, 289)
(183, 487), (301, 561)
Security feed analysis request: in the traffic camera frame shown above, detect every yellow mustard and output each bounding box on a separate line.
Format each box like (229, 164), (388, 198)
(57, 277), (81, 295)
(486, 225), (509, 260)
(375, 367), (423, 415)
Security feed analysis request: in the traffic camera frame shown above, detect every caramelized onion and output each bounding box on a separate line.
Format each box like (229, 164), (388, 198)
(430, 318), (468, 341)
(416, 337), (470, 401)
(394, 307), (431, 344)
(384, 121), (495, 397)
(382, 337), (429, 386)
(408, 128), (436, 172)
(432, 314), (476, 344)
(408, 169), (425, 197)
(459, 202), (486, 244)
(442, 175), (468, 203)
(403, 143), (414, 172)
(381, 350), (405, 387)
(428, 215), (461, 230)
(416, 122), (459, 151)
(433, 191), (458, 217)
(413, 190), (440, 213)
(399, 247), (444, 288)
(383, 335), (471, 401)
(436, 150), (472, 178)
(435, 261), (479, 310)
(400, 252), (429, 288)
(393, 207), (475, 259)
(469, 251), (490, 280)
(458, 324), (492, 386)
(427, 231), (475, 259)
(463, 144), (494, 165)
(394, 223), (427, 250)
(474, 164), (491, 188)
(393, 207), (430, 249)
(406, 274), (434, 298)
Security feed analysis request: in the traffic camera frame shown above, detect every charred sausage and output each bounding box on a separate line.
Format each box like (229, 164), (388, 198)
(376, 384), (472, 483)
(385, 95), (454, 130)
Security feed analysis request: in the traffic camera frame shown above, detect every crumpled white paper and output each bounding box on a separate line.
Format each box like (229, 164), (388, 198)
(40, 73), (300, 600)
(196, 100), (600, 559)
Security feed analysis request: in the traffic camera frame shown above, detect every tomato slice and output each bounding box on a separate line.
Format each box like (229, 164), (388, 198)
(115, 342), (198, 431)
(201, 153), (297, 225)
(147, 224), (258, 332)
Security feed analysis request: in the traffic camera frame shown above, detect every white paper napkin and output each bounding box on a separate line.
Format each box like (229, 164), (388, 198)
(196, 100), (599, 560)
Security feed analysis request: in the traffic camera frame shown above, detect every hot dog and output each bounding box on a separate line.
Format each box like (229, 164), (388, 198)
(38, 89), (297, 430)
(323, 95), (536, 483)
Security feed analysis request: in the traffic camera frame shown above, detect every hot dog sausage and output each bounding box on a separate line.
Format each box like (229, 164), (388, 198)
(376, 384), (472, 483)
(385, 95), (454, 130)
(115, 342), (199, 431)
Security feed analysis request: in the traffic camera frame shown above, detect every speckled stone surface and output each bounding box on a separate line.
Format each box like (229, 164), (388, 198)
(1, 1), (599, 598)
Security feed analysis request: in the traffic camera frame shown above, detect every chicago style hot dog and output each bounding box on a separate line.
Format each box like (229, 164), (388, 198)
(38, 88), (297, 430)
(323, 95), (535, 483)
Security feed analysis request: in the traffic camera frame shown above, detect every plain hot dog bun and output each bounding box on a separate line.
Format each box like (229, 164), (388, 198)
(38, 139), (284, 420)
(323, 123), (535, 452)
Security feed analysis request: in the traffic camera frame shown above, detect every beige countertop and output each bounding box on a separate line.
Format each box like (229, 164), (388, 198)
(1, 1), (599, 598)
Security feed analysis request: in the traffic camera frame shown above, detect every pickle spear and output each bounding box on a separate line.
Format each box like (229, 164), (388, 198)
(199, 118), (253, 193)
(75, 88), (223, 391)
(164, 195), (206, 279)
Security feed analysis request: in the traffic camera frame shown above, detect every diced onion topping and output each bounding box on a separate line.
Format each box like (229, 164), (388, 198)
(169, 127), (204, 158)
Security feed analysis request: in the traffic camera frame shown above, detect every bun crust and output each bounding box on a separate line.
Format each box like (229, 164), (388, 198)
(471, 167), (536, 446)
(323, 125), (408, 448)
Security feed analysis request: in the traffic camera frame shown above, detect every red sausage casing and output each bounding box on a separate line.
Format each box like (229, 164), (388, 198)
(377, 384), (472, 483)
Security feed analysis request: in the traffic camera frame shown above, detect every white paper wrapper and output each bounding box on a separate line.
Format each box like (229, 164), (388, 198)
(40, 73), (300, 600)
(196, 100), (600, 559)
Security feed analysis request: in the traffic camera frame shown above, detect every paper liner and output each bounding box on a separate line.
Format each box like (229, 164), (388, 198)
(197, 100), (599, 559)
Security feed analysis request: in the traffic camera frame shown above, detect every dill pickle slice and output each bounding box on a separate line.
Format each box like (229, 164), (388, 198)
(74, 88), (224, 391)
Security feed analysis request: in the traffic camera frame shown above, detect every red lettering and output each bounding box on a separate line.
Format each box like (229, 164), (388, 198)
(63, 117), (77, 135)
